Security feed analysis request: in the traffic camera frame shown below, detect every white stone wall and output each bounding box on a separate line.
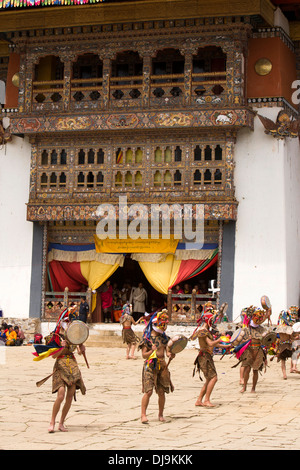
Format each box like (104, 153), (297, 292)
(233, 107), (300, 323)
(0, 135), (33, 319)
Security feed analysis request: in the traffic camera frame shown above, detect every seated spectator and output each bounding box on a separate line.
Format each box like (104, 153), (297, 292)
(0, 326), (7, 344)
(1, 322), (8, 334)
(14, 326), (25, 346)
(5, 325), (17, 346)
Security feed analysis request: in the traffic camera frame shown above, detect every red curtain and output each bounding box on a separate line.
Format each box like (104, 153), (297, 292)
(48, 260), (88, 292)
(170, 254), (218, 288)
(171, 259), (205, 287)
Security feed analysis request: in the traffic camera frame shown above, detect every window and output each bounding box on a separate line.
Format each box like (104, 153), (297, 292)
(50, 150), (58, 165)
(204, 145), (212, 161)
(194, 146), (201, 161)
(96, 171), (104, 187)
(88, 149), (95, 164)
(155, 147), (162, 163)
(115, 171), (122, 186)
(135, 171), (142, 186)
(125, 149), (133, 164)
(164, 170), (172, 186)
(116, 148), (123, 164)
(50, 172), (57, 187)
(97, 149), (104, 164)
(214, 169), (222, 185)
(41, 173), (48, 187)
(164, 147), (172, 163)
(41, 150), (48, 166)
(174, 170), (182, 185)
(87, 172), (94, 188)
(204, 169), (212, 185)
(174, 146), (182, 162)
(154, 171), (162, 187)
(215, 145), (223, 161)
(60, 149), (67, 165)
(135, 148), (143, 164)
(77, 172), (84, 187)
(194, 170), (201, 185)
(59, 172), (66, 187)
(78, 149), (85, 165)
(125, 171), (133, 187)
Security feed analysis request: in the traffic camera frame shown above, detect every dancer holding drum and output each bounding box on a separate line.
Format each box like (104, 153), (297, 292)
(139, 309), (175, 423)
(238, 307), (268, 393)
(34, 307), (88, 433)
(193, 308), (230, 408)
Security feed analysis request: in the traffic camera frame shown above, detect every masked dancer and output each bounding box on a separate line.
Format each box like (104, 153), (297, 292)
(139, 309), (175, 423)
(33, 307), (87, 433)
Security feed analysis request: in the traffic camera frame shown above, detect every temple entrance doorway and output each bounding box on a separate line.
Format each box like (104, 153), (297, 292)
(91, 253), (217, 323)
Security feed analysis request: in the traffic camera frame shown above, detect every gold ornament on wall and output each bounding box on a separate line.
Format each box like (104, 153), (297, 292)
(12, 72), (20, 87)
(254, 58), (272, 76)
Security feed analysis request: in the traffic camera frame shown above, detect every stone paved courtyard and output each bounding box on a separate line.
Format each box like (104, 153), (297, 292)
(1, 344), (300, 451)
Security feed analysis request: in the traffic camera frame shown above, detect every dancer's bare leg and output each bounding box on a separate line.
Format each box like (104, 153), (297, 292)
(130, 343), (137, 359)
(195, 381), (207, 406)
(58, 384), (76, 432)
(251, 370), (259, 393)
(48, 386), (65, 433)
(241, 366), (250, 393)
(126, 344), (130, 359)
(240, 366), (245, 385)
(203, 376), (218, 407)
(141, 391), (152, 423)
(158, 391), (166, 421)
(281, 359), (287, 380)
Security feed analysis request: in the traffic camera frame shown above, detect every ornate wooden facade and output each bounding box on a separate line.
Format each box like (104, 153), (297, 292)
(2, 16), (258, 223)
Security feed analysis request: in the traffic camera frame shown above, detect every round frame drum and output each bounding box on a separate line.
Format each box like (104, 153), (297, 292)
(66, 320), (89, 345)
(261, 296), (271, 310)
(261, 331), (277, 348)
(167, 334), (188, 354)
(230, 328), (250, 347)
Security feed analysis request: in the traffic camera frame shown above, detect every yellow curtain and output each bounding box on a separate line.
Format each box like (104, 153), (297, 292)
(80, 260), (120, 311)
(138, 254), (181, 295)
(94, 235), (178, 254)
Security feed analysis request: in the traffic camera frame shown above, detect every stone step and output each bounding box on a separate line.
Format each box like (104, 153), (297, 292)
(85, 325), (125, 348)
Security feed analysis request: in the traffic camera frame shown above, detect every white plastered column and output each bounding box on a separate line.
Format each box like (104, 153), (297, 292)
(0, 135), (33, 319)
(233, 107), (300, 322)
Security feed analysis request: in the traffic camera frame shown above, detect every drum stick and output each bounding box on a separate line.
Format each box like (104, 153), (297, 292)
(82, 350), (90, 368)
(166, 356), (174, 369)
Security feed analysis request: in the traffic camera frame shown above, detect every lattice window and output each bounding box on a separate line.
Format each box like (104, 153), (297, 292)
(77, 172), (84, 187)
(78, 149), (85, 165)
(174, 170), (182, 185)
(135, 171), (142, 186)
(87, 172), (94, 188)
(174, 146), (182, 162)
(97, 149), (104, 164)
(60, 149), (67, 165)
(41, 150), (48, 165)
(96, 171), (104, 187)
(135, 148), (143, 164)
(88, 149), (95, 164)
(50, 150), (58, 165)
(59, 172), (66, 187)
(215, 144), (223, 160)
(194, 146), (201, 161)
(50, 172), (57, 187)
(204, 169), (212, 185)
(41, 172), (48, 188)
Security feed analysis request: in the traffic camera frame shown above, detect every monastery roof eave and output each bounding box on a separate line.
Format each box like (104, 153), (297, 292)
(0, 0), (275, 32)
